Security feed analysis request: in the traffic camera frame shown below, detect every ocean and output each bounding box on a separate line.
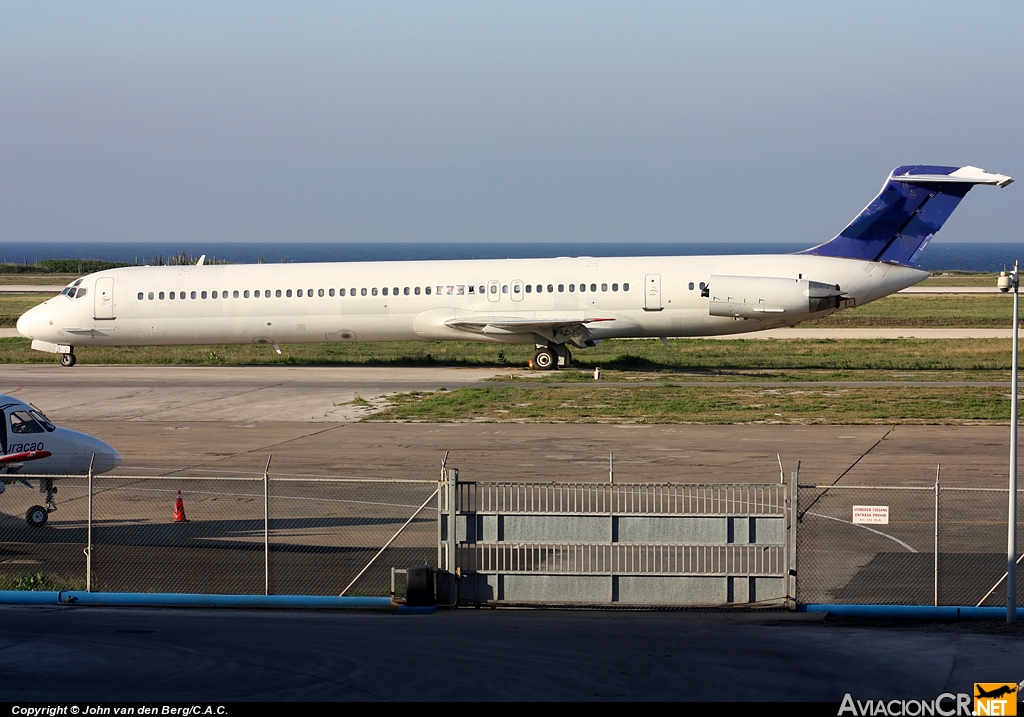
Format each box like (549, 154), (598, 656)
(0, 241), (1021, 273)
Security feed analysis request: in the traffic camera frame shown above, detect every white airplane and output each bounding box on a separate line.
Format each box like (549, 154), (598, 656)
(0, 395), (122, 526)
(16, 165), (1013, 369)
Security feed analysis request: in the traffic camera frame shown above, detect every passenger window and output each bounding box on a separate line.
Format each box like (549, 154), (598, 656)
(468, 286), (474, 295)
(284, 290), (290, 297)
(10, 411), (45, 435)
(339, 288), (345, 297)
(590, 284), (597, 292)
(569, 284), (575, 292)
(525, 285), (532, 293)
(169, 292), (176, 300)
(446, 286), (454, 295)
(201, 291), (208, 299)
(244, 290), (250, 298)
(382, 287), (388, 296)
(489, 285), (498, 294)
(307, 288), (314, 296)
(579, 284), (585, 293)
(212, 291), (218, 299)
(404, 287), (410, 295)
(546, 284), (553, 293)
(361, 288), (367, 296)
(137, 292), (143, 300)
(502, 285), (508, 294)
(624, 283), (630, 291)
(233, 290), (239, 298)
(688, 282), (695, 290)
(319, 289), (325, 297)
(350, 288), (356, 296)
(612, 283), (619, 292)
(415, 287), (421, 295)
(601, 283), (607, 292)
(394, 287), (400, 295)
(254, 290), (260, 298)
(512, 284), (520, 294)
(159, 292), (165, 300)
(190, 291), (197, 299)
(297, 289), (304, 297)
(478, 286), (485, 294)
(425, 287), (431, 295)
(699, 282), (705, 291)
(329, 289), (334, 297)
(558, 284), (564, 292)
(148, 292), (154, 300)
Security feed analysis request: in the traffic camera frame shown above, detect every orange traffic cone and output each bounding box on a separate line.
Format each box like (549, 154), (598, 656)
(173, 490), (187, 522)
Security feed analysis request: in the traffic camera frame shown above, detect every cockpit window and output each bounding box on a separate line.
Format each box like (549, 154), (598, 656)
(29, 410), (55, 432)
(10, 411), (45, 434)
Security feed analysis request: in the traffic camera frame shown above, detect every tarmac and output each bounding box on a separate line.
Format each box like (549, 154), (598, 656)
(0, 605), (1020, 701)
(0, 365), (1016, 486)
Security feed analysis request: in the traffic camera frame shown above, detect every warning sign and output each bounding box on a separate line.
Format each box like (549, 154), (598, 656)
(852, 505), (889, 525)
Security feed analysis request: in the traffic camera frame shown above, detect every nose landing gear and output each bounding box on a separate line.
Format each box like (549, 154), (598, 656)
(59, 351), (76, 367)
(26, 479), (57, 527)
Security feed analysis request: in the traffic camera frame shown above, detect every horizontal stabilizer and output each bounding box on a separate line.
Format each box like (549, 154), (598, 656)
(802, 165), (1013, 265)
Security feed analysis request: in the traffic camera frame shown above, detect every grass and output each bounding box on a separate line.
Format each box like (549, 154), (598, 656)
(0, 294), (52, 327)
(803, 294), (1013, 328)
(365, 384), (1016, 424)
(920, 272), (1001, 287)
(0, 336), (1016, 372)
(0, 571), (87, 591)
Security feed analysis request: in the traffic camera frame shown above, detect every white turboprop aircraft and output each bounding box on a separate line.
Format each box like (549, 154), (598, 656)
(0, 395), (122, 526)
(16, 165), (1013, 369)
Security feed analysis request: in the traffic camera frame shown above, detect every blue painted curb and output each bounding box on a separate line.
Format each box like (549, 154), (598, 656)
(0, 590), (434, 612)
(799, 604), (1009, 620)
(0, 590), (61, 605)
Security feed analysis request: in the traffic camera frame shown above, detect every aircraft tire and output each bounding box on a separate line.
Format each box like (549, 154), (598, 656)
(25, 505), (48, 528)
(533, 347), (557, 370)
(60, 353), (76, 367)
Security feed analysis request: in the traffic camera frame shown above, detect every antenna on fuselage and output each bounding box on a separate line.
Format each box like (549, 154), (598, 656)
(196, 255), (206, 266)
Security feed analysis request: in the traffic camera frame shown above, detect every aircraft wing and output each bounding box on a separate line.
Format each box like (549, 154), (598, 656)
(443, 315), (616, 336)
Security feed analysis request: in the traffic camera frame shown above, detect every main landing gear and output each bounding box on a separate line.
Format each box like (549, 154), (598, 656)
(59, 352), (76, 367)
(531, 344), (571, 371)
(26, 479), (57, 527)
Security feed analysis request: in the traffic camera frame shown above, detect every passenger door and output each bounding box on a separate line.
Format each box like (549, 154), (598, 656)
(644, 274), (663, 311)
(94, 277), (115, 320)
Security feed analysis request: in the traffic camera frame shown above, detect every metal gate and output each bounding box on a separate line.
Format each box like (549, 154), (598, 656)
(439, 470), (794, 607)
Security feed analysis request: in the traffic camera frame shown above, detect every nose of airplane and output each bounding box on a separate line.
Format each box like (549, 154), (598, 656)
(90, 441), (123, 473)
(16, 304), (44, 339)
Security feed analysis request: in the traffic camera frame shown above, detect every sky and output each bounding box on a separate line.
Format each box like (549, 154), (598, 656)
(0, 2), (1021, 245)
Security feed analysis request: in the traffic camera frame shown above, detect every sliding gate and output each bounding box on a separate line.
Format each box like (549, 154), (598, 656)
(440, 472), (794, 607)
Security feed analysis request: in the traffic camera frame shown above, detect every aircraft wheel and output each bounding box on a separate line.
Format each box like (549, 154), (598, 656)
(60, 353), (76, 367)
(533, 347), (557, 370)
(26, 505), (49, 528)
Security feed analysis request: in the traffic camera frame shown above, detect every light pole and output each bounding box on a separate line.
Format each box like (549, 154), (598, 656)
(998, 262), (1019, 623)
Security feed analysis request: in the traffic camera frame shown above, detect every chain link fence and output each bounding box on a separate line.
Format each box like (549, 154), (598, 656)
(797, 483), (1024, 606)
(0, 473), (439, 597)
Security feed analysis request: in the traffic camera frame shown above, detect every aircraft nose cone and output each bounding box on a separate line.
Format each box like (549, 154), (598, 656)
(16, 307), (38, 339)
(91, 444), (122, 473)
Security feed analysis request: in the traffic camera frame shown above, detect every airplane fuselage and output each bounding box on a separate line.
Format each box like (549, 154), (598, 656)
(18, 254), (927, 350)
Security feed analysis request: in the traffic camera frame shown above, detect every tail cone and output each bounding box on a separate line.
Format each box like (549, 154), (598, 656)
(173, 490), (187, 523)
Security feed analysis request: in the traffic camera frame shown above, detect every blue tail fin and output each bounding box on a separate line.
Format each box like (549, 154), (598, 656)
(802, 165), (1013, 265)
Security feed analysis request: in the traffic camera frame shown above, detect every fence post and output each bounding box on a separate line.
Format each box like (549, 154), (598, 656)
(447, 468), (458, 575)
(86, 454), (95, 592)
(438, 451), (448, 570)
(264, 455), (271, 596)
(934, 464), (940, 606)
(787, 463), (799, 610)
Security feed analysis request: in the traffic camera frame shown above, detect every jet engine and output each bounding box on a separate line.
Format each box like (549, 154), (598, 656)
(707, 275), (843, 319)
